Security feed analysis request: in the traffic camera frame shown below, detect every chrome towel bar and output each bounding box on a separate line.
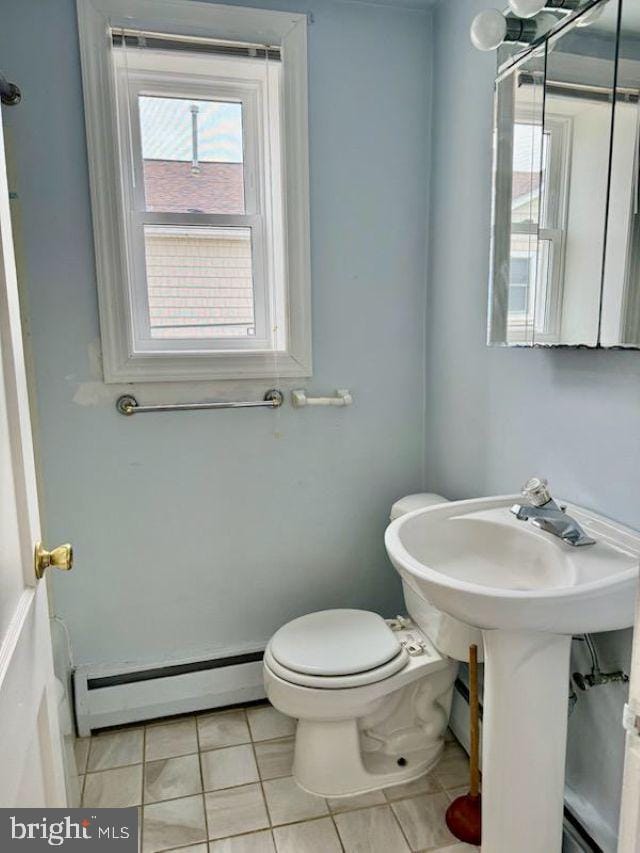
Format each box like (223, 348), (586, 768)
(116, 389), (284, 416)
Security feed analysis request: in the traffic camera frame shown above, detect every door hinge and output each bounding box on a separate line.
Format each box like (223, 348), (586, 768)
(622, 702), (640, 737)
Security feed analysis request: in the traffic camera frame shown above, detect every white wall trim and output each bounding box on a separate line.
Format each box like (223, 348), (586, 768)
(76, 0), (312, 383)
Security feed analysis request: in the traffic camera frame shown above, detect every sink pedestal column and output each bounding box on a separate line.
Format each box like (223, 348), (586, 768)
(481, 630), (572, 853)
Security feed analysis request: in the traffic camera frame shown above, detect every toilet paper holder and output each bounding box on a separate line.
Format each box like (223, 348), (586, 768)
(291, 389), (353, 408)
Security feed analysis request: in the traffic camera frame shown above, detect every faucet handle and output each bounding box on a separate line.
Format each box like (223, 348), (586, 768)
(522, 476), (552, 507)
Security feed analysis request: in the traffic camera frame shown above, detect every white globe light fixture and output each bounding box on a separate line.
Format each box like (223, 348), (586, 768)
(470, 9), (508, 51)
(470, 8), (542, 51)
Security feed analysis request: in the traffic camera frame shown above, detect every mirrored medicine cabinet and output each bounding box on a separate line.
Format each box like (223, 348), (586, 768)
(488, 0), (640, 348)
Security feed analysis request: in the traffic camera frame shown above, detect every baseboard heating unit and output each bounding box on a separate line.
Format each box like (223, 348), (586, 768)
(73, 647), (266, 736)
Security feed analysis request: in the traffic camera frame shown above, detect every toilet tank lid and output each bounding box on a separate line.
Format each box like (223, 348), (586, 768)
(389, 493), (448, 520)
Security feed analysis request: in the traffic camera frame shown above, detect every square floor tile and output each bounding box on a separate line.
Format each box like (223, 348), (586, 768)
(201, 744), (259, 791)
(391, 792), (456, 851)
(210, 829), (276, 852)
(74, 738), (90, 774)
(144, 754), (202, 804)
(334, 804), (410, 853)
(145, 719), (198, 762)
(262, 776), (328, 826)
(205, 783), (269, 840)
(246, 706), (295, 742)
(433, 744), (470, 790)
(164, 847), (208, 853)
(254, 739), (294, 781)
(83, 765), (142, 808)
(383, 772), (441, 801)
(273, 817), (341, 853)
(429, 845), (479, 852)
(142, 794), (207, 853)
(198, 710), (251, 750)
(87, 729), (143, 771)
(327, 790), (386, 813)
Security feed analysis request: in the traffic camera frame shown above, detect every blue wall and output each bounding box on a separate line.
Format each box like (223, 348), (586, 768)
(3, 0), (633, 842)
(0, 0), (432, 666)
(427, 1), (639, 846)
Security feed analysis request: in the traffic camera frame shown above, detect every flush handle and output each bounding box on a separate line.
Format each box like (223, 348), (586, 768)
(35, 542), (73, 580)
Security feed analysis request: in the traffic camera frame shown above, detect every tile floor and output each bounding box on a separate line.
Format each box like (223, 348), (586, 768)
(75, 702), (479, 853)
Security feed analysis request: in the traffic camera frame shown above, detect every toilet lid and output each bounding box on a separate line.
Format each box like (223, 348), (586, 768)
(269, 609), (402, 676)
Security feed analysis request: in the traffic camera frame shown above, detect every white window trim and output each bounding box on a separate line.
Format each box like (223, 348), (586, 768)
(77, 0), (312, 383)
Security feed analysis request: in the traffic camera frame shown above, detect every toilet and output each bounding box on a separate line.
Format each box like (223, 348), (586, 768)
(263, 494), (482, 798)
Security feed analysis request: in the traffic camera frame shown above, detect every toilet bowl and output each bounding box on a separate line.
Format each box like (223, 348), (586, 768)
(263, 494), (483, 798)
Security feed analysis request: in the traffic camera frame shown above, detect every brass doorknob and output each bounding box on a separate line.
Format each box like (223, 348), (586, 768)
(35, 542), (73, 580)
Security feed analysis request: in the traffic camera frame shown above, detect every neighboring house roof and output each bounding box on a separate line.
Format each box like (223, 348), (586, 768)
(512, 170), (540, 203)
(143, 159), (244, 214)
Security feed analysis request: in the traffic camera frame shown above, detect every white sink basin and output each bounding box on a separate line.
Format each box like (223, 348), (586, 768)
(385, 495), (640, 853)
(385, 495), (639, 635)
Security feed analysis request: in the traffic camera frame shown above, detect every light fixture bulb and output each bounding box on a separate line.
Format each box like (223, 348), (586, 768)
(470, 9), (508, 51)
(508, 0), (546, 17)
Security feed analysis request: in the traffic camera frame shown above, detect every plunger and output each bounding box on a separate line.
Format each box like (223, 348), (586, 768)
(445, 643), (482, 846)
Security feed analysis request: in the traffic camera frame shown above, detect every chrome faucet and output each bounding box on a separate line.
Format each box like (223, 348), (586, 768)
(510, 477), (596, 547)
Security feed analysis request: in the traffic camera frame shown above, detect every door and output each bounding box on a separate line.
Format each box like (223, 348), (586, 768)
(618, 590), (640, 851)
(0, 102), (68, 806)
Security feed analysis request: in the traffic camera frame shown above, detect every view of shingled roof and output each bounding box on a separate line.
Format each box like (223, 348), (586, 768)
(511, 171), (541, 204)
(143, 160), (245, 214)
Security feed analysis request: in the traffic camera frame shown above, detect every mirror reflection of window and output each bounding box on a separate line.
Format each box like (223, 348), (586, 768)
(539, 3), (618, 346)
(508, 121), (542, 333)
(489, 48), (545, 347)
(488, 0), (621, 349)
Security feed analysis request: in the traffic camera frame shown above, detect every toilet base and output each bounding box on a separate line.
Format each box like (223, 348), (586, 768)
(264, 616), (459, 799)
(294, 717), (445, 797)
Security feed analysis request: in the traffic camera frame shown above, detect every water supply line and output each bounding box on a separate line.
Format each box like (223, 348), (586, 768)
(572, 634), (629, 692)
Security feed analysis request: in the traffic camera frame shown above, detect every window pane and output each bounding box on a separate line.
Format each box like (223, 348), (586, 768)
(510, 257), (530, 286)
(144, 226), (255, 338)
(139, 96), (245, 214)
(508, 284), (528, 314)
(511, 122), (542, 226)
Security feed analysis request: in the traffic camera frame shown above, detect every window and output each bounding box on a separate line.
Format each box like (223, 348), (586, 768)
(505, 116), (570, 341)
(508, 256), (532, 313)
(78, 0), (311, 382)
(533, 117), (571, 342)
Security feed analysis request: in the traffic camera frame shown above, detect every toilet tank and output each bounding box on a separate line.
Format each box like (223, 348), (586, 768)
(389, 494), (484, 662)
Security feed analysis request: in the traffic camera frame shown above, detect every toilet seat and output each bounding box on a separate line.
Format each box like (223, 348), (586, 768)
(264, 644), (409, 689)
(266, 609), (409, 689)
(270, 609), (402, 675)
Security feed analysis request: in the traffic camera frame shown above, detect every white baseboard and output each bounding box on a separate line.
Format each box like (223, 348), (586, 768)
(73, 647), (267, 736)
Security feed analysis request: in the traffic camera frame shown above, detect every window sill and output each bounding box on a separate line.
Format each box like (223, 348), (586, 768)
(102, 349), (312, 384)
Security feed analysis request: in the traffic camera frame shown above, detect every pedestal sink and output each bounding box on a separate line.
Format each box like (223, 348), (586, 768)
(385, 496), (640, 853)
